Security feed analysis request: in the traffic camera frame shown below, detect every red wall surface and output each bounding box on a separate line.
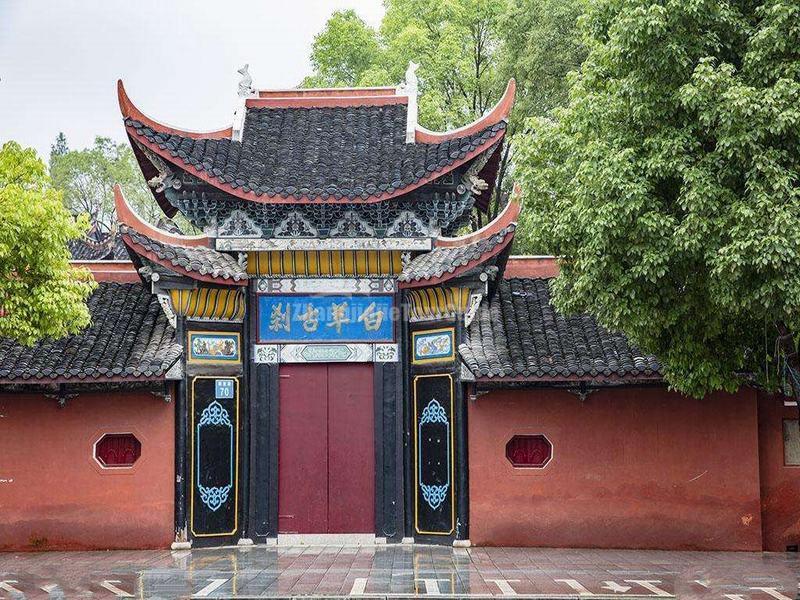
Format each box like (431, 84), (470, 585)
(0, 391), (174, 550)
(469, 386), (764, 550)
(758, 392), (800, 551)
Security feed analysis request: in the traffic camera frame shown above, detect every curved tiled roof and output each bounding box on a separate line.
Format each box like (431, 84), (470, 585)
(119, 225), (247, 284)
(119, 78), (514, 205)
(399, 224), (515, 285)
(69, 232), (129, 261)
(0, 283), (181, 382)
(125, 113), (505, 203)
(460, 278), (662, 381)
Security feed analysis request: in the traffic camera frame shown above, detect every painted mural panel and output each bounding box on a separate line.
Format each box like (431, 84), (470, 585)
(414, 374), (455, 536)
(191, 377), (239, 538)
(188, 332), (241, 364)
(412, 327), (455, 365)
(258, 295), (394, 343)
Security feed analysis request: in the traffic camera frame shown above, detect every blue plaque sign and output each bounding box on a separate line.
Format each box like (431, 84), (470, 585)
(258, 295), (394, 343)
(215, 379), (235, 399)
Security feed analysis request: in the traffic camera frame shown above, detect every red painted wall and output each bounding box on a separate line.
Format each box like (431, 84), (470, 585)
(758, 391), (800, 551)
(0, 390), (174, 550)
(469, 386), (763, 550)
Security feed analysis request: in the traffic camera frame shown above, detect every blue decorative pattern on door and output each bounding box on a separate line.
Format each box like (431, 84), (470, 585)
(413, 373), (455, 536)
(196, 400), (234, 512)
(418, 398), (451, 510)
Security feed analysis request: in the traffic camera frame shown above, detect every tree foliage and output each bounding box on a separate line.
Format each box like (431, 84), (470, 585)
(302, 0), (585, 130)
(516, 0), (800, 397)
(499, 0), (588, 122)
(0, 141), (96, 345)
(49, 135), (160, 231)
(302, 10), (381, 88)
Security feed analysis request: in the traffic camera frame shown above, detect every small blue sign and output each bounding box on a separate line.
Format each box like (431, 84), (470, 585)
(258, 295), (394, 343)
(215, 379), (235, 399)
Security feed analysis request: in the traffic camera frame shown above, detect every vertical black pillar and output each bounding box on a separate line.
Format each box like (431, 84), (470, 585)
(401, 298), (415, 540)
(453, 339), (469, 541)
(250, 360), (279, 541)
(239, 302), (251, 543)
(374, 364), (386, 538)
(249, 284), (280, 542)
(174, 317), (188, 543)
(374, 360), (405, 541)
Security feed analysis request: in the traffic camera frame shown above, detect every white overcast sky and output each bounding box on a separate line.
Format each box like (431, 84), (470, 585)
(0, 0), (384, 160)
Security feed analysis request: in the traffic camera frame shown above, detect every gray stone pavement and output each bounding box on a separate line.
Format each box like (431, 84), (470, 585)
(0, 545), (797, 600)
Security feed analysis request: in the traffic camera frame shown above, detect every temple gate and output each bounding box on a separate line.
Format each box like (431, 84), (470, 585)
(115, 66), (518, 547)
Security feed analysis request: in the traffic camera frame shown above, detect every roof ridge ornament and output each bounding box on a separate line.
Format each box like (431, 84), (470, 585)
(398, 61), (419, 144)
(237, 64), (255, 98)
(233, 64), (256, 142)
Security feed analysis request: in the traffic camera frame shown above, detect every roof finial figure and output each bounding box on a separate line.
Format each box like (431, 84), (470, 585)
(237, 64), (254, 98)
(400, 61), (419, 144)
(404, 61), (419, 92)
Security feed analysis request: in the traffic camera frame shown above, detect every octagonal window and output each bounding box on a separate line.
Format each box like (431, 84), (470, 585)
(94, 433), (141, 468)
(506, 434), (552, 468)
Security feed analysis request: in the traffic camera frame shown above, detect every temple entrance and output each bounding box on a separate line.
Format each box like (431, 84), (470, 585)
(278, 363), (375, 535)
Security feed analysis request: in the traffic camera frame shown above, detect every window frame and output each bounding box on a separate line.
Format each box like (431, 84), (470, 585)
(92, 432), (142, 470)
(782, 419), (800, 467)
(505, 433), (553, 470)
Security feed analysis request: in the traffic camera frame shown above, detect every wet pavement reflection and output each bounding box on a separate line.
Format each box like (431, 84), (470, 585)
(0, 544), (797, 599)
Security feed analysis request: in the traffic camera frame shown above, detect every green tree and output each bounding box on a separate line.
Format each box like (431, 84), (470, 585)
(380, 0), (509, 130)
(303, 2), (511, 130)
(0, 141), (96, 345)
(516, 0), (800, 398)
(304, 1), (587, 128)
(499, 0), (588, 123)
(303, 1), (588, 226)
(49, 135), (160, 230)
(301, 10), (381, 87)
(50, 131), (68, 160)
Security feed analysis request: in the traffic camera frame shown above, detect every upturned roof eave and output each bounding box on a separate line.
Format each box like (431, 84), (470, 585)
(398, 228), (516, 289)
(119, 232), (248, 287)
(114, 185), (209, 248)
(118, 80), (232, 139)
(398, 197), (520, 289)
(414, 79), (516, 143)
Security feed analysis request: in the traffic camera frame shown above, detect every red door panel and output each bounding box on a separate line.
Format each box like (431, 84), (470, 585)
(327, 363), (375, 533)
(278, 364), (328, 533)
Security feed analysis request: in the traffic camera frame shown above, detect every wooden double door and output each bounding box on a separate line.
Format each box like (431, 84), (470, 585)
(278, 363), (375, 534)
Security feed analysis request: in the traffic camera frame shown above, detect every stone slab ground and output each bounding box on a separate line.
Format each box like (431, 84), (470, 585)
(0, 545), (797, 599)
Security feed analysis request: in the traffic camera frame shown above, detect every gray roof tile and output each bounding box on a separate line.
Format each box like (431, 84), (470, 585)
(120, 225), (247, 282)
(0, 282), (181, 382)
(460, 277), (661, 380)
(125, 105), (505, 201)
(399, 224), (515, 283)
